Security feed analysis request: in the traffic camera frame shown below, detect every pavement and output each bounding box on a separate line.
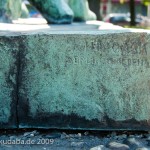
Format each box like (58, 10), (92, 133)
(0, 130), (150, 150)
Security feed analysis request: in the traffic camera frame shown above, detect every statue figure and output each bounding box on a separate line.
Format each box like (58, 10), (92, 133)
(0, 0), (22, 23)
(28, 0), (74, 24)
(67, 0), (96, 21)
(0, 0), (96, 24)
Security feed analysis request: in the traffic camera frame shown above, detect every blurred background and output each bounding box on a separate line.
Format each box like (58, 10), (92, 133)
(1, 0), (150, 29)
(94, 0), (150, 28)
(24, 0), (150, 28)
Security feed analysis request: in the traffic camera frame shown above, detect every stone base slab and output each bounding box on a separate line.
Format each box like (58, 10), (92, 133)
(0, 29), (150, 129)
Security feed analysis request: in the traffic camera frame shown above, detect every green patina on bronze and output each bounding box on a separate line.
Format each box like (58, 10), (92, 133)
(28, 0), (74, 24)
(0, 0), (96, 23)
(68, 0), (96, 21)
(28, 0), (96, 23)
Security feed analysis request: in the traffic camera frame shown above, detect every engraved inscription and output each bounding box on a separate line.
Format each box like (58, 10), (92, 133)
(65, 56), (99, 65)
(64, 56), (150, 68)
(63, 37), (149, 68)
(87, 38), (147, 56)
(107, 57), (150, 68)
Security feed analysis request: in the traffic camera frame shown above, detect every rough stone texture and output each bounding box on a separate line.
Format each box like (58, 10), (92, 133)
(68, 0), (96, 21)
(1, 29), (150, 129)
(0, 0), (22, 23)
(29, 0), (74, 24)
(0, 34), (20, 128)
(15, 30), (150, 130)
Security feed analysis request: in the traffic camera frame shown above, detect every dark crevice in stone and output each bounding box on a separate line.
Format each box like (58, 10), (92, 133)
(16, 35), (28, 129)
(9, 37), (18, 128)
(18, 110), (150, 130)
(17, 35), (30, 129)
(15, 37), (22, 128)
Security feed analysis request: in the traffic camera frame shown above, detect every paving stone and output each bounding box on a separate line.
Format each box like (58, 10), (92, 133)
(90, 145), (110, 150)
(0, 130), (150, 150)
(108, 141), (129, 150)
(71, 141), (85, 147)
(136, 148), (150, 150)
(124, 137), (146, 149)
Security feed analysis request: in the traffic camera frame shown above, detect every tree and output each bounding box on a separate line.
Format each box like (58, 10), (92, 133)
(129, 0), (136, 26)
(142, 0), (150, 6)
(142, 0), (150, 18)
(88, 0), (101, 20)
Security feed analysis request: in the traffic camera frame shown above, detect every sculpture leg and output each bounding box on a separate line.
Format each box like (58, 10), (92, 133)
(68, 0), (96, 21)
(29, 0), (74, 24)
(21, 2), (29, 18)
(88, 0), (101, 20)
(0, 0), (22, 23)
(0, 0), (11, 23)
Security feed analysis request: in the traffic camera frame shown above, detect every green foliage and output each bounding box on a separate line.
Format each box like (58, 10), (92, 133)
(142, 0), (150, 6)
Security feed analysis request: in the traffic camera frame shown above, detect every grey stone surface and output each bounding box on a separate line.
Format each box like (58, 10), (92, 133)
(1, 29), (150, 129)
(90, 145), (110, 150)
(136, 148), (149, 150)
(108, 141), (129, 150)
(124, 137), (146, 149)
(0, 35), (19, 128)
(15, 30), (150, 129)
